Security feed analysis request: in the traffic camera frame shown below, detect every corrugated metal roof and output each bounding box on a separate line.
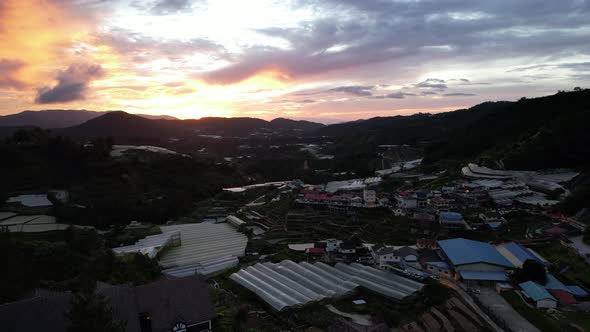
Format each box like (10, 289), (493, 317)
(519, 281), (555, 302)
(549, 289), (577, 305)
(566, 285), (588, 297)
(459, 270), (509, 281)
(438, 238), (514, 268)
(162, 255), (239, 278)
(159, 223), (247, 269)
(439, 212), (463, 221)
(496, 242), (546, 267)
(544, 274), (569, 292)
(230, 260), (423, 311)
(113, 231), (180, 258)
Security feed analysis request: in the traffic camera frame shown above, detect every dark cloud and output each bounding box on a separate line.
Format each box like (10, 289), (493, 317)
(443, 92), (476, 96)
(328, 85), (374, 96)
(384, 92), (416, 99)
(415, 78), (448, 91)
(150, 0), (191, 15)
(420, 91), (438, 95)
(298, 99), (316, 103)
(94, 29), (228, 63)
(202, 1), (590, 84)
(0, 59), (27, 89)
(35, 63), (105, 104)
(509, 61), (590, 73)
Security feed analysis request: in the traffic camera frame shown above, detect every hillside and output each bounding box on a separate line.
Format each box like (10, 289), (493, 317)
(320, 89), (590, 170)
(0, 109), (177, 128)
(54, 112), (324, 140)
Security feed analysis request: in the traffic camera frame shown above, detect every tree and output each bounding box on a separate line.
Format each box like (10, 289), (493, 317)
(66, 291), (126, 332)
(513, 259), (547, 284)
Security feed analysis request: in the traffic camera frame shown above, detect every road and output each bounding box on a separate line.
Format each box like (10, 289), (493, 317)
(475, 288), (540, 332)
(438, 278), (506, 332)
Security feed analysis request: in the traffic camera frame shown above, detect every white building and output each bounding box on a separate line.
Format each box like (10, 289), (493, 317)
(363, 190), (376, 206)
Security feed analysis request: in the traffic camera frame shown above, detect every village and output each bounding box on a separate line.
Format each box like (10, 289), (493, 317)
(2, 153), (589, 332)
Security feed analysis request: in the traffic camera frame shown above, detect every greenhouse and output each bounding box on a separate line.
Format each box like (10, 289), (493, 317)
(230, 260), (423, 311)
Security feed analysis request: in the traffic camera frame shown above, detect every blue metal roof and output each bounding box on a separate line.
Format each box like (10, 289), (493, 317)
(567, 285), (589, 297)
(519, 281), (556, 302)
(496, 242), (546, 266)
(438, 238), (515, 268)
(544, 274), (569, 291)
(460, 270), (509, 281)
(439, 212), (463, 221)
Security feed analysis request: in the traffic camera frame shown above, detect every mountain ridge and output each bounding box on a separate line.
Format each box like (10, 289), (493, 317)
(0, 109), (178, 128)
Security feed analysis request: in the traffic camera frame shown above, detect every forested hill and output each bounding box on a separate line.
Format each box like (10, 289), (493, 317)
(49, 112), (325, 139)
(0, 109), (177, 128)
(320, 89), (590, 170)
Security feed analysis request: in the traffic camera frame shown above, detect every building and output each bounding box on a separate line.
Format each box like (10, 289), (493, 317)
(339, 240), (357, 254)
(495, 242), (547, 268)
(567, 285), (589, 300)
(396, 192), (418, 209)
(158, 223), (248, 278)
(438, 238), (514, 286)
(416, 239), (439, 250)
(438, 212), (469, 236)
(425, 261), (453, 278)
(428, 197), (451, 211)
(395, 246), (418, 263)
(549, 290), (577, 306)
(363, 189), (376, 207)
(375, 247), (400, 266)
(519, 281), (557, 309)
(0, 276), (215, 332)
(4, 194), (53, 214)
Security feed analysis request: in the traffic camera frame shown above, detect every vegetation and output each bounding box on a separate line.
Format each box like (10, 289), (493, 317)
(537, 242), (590, 288)
(502, 291), (590, 332)
(318, 89), (590, 171)
(0, 227), (161, 303)
(67, 290), (126, 332)
(512, 259), (547, 284)
(0, 129), (242, 227)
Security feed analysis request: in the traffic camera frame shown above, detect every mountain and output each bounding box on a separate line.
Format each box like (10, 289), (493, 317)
(0, 110), (177, 128)
(269, 118), (325, 131)
(56, 111), (184, 139)
(53, 112), (325, 140)
(320, 89), (590, 170)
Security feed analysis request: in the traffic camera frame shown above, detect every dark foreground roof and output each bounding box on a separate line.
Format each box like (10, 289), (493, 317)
(0, 276), (214, 332)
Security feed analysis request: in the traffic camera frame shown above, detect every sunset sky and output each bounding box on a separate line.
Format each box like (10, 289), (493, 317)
(0, 0), (589, 123)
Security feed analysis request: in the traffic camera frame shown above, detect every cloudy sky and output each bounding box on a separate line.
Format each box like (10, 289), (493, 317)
(0, 0), (589, 122)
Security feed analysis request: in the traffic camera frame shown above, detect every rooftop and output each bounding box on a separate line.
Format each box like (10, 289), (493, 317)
(158, 223), (247, 270)
(6, 194), (52, 207)
(230, 260), (423, 311)
(459, 270), (509, 281)
(519, 281), (556, 302)
(495, 242), (547, 267)
(438, 238), (514, 268)
(439, 212), (463, 221)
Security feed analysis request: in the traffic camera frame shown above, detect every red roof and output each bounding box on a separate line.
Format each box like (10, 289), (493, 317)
(305, 247), (326, 255)
(417, 239), (439, 249)
(550, 289), (577, 305)
(544, 226), (568, 235)
(304, 192), (329, 200)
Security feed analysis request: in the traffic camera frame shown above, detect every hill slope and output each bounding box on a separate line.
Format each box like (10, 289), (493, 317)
(0, 110), (177, 128)
(56, 112), (324, 139)
(320, 89), (590, 170)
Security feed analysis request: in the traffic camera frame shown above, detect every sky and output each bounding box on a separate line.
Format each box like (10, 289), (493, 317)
(0, 0), (589, 123)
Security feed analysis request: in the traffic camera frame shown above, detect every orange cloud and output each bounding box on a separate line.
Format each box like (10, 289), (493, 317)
(0, 0), (94, 87)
